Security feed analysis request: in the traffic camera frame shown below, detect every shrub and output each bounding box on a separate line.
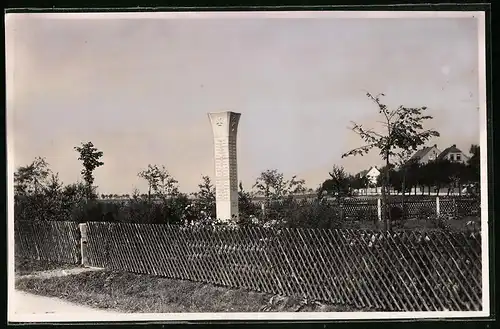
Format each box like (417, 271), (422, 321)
(415, 205), (435, 220)
(429, 215), (452, 231)
(353, 207), (377, 222)
(282, 198), (341, 229)
(386, 205), (405, 229)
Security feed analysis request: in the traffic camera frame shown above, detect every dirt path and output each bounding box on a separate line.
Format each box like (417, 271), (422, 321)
(13, 267), (122, 318)
(11, 290), (122, 316)
(17, 266), (104, 279)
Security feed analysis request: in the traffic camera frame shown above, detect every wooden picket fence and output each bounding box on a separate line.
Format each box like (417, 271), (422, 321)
(85, 222), (482, 312)
(14, 220), (81, 264)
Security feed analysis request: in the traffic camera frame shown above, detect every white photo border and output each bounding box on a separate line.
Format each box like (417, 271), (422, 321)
(6, 9), (490, 323)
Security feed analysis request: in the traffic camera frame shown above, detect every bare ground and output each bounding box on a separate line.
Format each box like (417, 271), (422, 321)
(12, 290), (122, 315)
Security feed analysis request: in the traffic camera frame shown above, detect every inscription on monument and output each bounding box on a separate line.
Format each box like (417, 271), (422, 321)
(209, 111), (241, 221)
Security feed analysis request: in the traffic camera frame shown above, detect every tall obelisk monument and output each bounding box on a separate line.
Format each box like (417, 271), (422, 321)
(208, 111), (241, 222)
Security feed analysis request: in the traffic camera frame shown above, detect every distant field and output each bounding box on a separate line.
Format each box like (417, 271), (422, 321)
(99, 193), (475, 204)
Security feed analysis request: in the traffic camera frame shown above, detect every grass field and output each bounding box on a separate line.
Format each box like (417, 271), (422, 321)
(15, 255), (82, 276)
(14, 257), (360, 313)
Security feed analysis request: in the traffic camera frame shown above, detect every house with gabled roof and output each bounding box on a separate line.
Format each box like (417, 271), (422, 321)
(357, 166), (380, 187)
(366, 166), (380, 186)
(408, 144), (441, 165)
(437, 144), (469, 164)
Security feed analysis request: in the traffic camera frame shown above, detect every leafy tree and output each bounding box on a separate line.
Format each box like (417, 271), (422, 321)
(74, 142), (104, 200)
(13, 158), (91, 222)
(138, 164), (160, 202)
(388, 169), (403, 194)
(237, 182), (260, 225)
(156, 167), (179, 199)
(425, 164), (437, 195)
(342, 92), (439, 230)
(319, 165), (353, 220)
(135, 165), (184, 224)
(252, 169), (307, 225)
(13, 158), (63, 222)
(467, 144), (480, 192)
(138, 164), (179, 202)
(45, 173), (63, 198)
(319, 165), (352, 198)
(191, 175), (216, 221)
(349, 173), (370, 195)
(252, 169), (306, 200)
(468, 144), (480, 168)
(14, 157), (51, 195)
(376, 164), (403, 195)
(405, 161), (421, 195)
(437, 160), (466, 196)
(394, 148), (415, 198)
(414, 162), (433, 195)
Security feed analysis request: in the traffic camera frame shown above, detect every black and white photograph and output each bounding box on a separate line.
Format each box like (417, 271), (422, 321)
(6, 10), (489, 322)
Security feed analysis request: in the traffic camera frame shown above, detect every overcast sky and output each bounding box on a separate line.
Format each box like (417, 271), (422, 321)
(6, 12), (482, 194)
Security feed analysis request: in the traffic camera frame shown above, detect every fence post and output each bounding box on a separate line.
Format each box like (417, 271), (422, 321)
(79, 223), (89, 267)
(377, 198), (382, 222)
(436, 196), (440, 217)
(453, 198), (458, 218)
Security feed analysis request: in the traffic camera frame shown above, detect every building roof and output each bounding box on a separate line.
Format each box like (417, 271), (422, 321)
(359, 166), (379, 177)
(437, 144), (465, 160)
(409, 144), (438, 162)
(358, 169), (368, 177)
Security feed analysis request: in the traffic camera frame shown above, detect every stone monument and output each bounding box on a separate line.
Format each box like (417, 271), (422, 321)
(208, 111), (241, 222)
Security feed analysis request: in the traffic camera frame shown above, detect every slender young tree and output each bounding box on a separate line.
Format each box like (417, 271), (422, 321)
(74, 142), (104, 201)
(342, 92), (439, 230)
(192, 175), (216, 220)
(138, 164), (160, 202)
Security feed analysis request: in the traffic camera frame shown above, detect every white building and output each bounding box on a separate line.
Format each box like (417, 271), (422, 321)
(365, 166), (380, 186)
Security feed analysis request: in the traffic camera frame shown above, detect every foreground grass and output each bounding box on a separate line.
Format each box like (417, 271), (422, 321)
(15, 268), (359, 313)
(15, 255), (81, 276)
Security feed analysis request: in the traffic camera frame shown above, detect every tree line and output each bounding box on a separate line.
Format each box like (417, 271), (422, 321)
(14, 142), (334, 227)
(320, 144), (480, 198)
(13, 92), (481, 230)
(13, 142), (479, 230)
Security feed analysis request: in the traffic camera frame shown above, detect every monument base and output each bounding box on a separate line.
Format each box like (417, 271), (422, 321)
(215, 200), (239, 222)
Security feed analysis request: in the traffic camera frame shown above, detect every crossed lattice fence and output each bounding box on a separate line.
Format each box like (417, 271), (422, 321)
(341, 199), (379, 221)
(85, 222), (482, 311)
(253, 197), (479, 221)
(14, 220), (81, 264)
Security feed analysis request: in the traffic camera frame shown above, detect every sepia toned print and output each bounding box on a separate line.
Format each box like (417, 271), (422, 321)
(6, 10), (488, 322)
